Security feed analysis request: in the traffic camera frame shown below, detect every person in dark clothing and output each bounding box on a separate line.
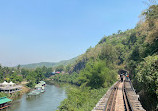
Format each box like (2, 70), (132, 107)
(120, 73), (123, 82)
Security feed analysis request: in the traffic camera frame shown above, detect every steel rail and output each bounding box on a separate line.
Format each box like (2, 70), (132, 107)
(103, 77), (145, 111)
(104, 81), (120, 111)
(123, 80), (130, 111)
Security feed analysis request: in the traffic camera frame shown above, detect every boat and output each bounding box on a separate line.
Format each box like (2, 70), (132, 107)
(40, 89), (45, 93)
(27, 81), (46, 96)
(27, 90), (41, 96)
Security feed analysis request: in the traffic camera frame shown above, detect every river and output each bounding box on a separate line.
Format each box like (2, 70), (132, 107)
(5, 84), (67, 111)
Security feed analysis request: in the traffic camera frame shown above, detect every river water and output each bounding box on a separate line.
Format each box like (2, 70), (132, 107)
(5, 84), (67, 111)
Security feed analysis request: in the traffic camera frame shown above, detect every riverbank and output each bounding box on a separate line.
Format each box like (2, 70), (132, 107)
(9, 86), (29, 100)
(11, 82), (31, 99)
(46, 79), (109, 111)
(57, 85), (108, 111)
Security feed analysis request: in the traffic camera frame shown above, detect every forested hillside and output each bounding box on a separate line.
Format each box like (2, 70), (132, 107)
(20, 57), (77, 69)
(53, 4), (158, 111)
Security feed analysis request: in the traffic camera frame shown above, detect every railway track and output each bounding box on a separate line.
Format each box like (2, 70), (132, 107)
(105, 81), (120, 111)
(92, 77), (146, 111)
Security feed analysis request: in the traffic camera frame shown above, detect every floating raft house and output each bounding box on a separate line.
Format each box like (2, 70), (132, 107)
(28, 81), (46, 96)
(0, 97), (12, 110)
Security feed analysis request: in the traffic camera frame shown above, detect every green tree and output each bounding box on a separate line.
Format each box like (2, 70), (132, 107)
(45, 67), (52, 77)
(117, 30), (122, 34)
(78, 60), (117, 89)
(56, 65), (64, 72)
(99, 44), (118, 64)
(21, 68), (29, 78)
(35, 68), (45, 83)
(142, 4), (158, 43)
(17, 64), (21, 73)
(134, 55), (158, 110)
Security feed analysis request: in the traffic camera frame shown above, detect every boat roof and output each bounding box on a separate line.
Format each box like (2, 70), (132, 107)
(0, 97), (12, 104)
(39, 81), (45, 84)
(35, 84), (42, 88)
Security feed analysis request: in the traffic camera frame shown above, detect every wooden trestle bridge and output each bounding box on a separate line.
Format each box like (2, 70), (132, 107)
(92, 77), (146, 111)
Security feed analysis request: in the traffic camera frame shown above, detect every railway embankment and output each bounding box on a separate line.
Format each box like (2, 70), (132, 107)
(92, 78), (146, 111)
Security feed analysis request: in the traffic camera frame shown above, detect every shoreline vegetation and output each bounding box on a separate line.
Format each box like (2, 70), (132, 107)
(57, 86), (109, 111)
(47, 79), (111, 111)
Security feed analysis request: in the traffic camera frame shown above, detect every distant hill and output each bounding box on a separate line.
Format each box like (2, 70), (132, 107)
(20, 57), (77, 69)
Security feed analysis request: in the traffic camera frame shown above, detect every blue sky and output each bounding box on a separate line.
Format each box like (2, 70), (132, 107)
(0, 0), (148, 66)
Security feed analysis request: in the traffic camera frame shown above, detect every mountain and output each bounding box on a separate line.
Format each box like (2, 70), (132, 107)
(20, 57), (77, 69)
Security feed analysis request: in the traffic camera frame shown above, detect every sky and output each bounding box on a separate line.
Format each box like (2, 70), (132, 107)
(0, 0), (148, 67)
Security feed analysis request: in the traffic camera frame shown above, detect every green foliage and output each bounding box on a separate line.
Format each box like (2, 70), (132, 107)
(56, 65), (64, 72)
(0, 91), (22, 100)
(52, 72), (79, 85)
(53, 60), (117, 89)
(9, 72), (23, 83)
(65, 64), (71, 73)
(0, 92), (9, 98)
(135, 55), (158, 95)
(26, 79), (36, 88)
(57, 87), (108, 111)
(142, 4), (158, 43)
(99, 44), (118, 64)
(133, 55), (158, 110)
(0, 64), (52, 88)
(143, 4), (158, 22)
(25, 66), (50, 87)
(0, 65), (3, 82)
(21, 68), (29, 78)
(45, 67), (53, 77)
(78, 60), (117, 88)
(35, 68), (45, 83)
(98, 36), (106, 44)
